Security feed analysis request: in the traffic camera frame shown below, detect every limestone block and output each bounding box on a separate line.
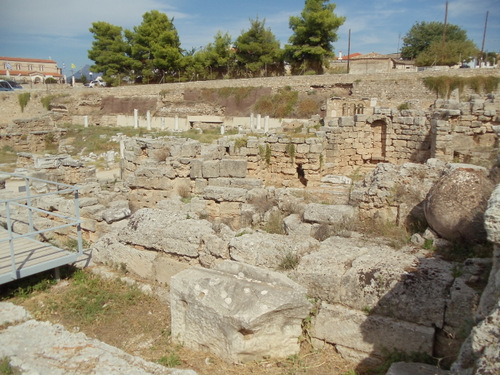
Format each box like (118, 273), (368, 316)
(309, 143), (323, 153)
(153, 254), (190, 285)
(179, 140), (201, 158)
(484, 184), (500, 244)
(339, 117), (355, 126)
(202, 160), (220, 178)
(102, 206), (131, 224)
(170, 261), (311, 363)
(246, 137), (260, 148)
(271, 143), (287, 152)
(203, 186), (247, 202)
(61, 158), (84, 168)
(78, 197), (99, 208)
(207, 178), (231, 187)
(80, 204), (106, 221)
(92, 233), (156, 279)
(229, 178), (263, 189)
(321, 175), (352, 185)
(219, 159), (247, 178)
(190, 159), (203, 179)
(229, 232), (319, 268)
(201, 232), (230, 260)
(296, 143), (309, 154)
(387, 362), (450, 375)
(193, 178), (207, 195)
(451, 301), (500, 375)
(34, 156), (62, 169)
(119, 208), (215, 257)
(303, 203), (357, 224)
(81, 217), (97, 232)
(312, 302), (434, 357)
(293, 237), (453, 327)
(283, 214), (312, 237)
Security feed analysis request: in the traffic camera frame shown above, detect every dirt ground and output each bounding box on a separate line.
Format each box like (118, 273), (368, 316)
(10, 267), (359, 375)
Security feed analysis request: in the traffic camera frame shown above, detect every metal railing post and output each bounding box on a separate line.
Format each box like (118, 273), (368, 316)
(5, 202), (18, 279)
(74, 188), (83, 256)
(25, 176), (35, 239)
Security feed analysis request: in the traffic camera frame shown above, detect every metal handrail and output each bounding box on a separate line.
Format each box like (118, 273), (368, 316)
(0, 172), (83, 280)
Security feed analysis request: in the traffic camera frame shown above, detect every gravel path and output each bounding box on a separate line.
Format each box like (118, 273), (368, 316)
(0, 302), (197, 375)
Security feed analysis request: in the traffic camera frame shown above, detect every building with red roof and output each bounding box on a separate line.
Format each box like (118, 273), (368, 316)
(0, 57), (64, 83)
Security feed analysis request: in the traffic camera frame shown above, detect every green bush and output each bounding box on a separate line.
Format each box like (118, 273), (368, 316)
(254, 86), (298, 118)
(423, 75), (500, 98)
(157, 352), (182, 367)
(285, 143), (295, 162)
(263, 211), (285, 234)
(40, 95), (55, 110)
(234, 137), (247, 150)
(397, 102), (410, 111)
(278, 251), (300, 270)
(17, 92), (30, 112)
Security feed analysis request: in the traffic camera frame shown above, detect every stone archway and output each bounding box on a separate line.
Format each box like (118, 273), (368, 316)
(31, 75), (43, 84)
(370, 119), (387, 162)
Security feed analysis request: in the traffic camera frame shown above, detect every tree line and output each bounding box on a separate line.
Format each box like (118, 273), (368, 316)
(88, 0), (345, 85)
(88, 0), (487, 86)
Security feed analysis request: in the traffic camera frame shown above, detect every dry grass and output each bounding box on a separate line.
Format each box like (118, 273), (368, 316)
(2, 267), (358, 375)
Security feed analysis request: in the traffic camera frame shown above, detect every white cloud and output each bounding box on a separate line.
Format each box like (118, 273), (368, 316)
(2, 0), (189, 38)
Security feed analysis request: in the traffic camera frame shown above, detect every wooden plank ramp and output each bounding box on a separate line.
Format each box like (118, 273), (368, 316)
(0, 227), (79, 285)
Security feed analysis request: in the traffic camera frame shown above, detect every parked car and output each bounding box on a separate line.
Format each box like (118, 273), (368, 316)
(0, 80), (14, 91)
(89, 80), (106, 88)
(7, 80), (23, 89)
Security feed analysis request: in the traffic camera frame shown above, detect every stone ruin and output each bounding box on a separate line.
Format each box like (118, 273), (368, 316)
(1, 92), (500, 373)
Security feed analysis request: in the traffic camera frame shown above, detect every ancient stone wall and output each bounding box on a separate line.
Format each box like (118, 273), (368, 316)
(1, 68), (497, 125)
(120, 94), (498, 197)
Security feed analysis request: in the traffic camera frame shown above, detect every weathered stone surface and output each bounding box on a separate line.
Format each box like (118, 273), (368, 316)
(387, 362), (450, 375)
(451, 301), (500, 375)
(219, 159), (247, 178)
(292, 236), (453, 327)
(102, 206), (131, 224)
(484, 184), (500, 244)
(170, 261), (311, 363)
(450, 183), (500, 375)
(424, 166), (494, 242)
(283, 213), (312, 237)
(229, 232), (319, 268)
(203, 186), (247, 202)
(202, 160), (220, 178)
(436, 275), (482, 366)
(189, 159), (203, 178)
(119, 208), (215, 257)
(92, 233), (157, 278)
(320, 175), (352, 185)
(92, 231), (192, 284)
(312, 302), (435, 358)
(303, 203), (357, 224)
(78, 197), (99, 207)
(350, 160), (445, 224)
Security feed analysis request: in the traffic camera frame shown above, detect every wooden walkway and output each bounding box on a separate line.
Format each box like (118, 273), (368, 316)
(0, 227), (80, 285)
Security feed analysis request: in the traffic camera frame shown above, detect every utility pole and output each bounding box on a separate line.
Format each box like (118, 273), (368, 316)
(347, 28), (351, 74)
(480, 11), (489, 65)
(441, 1), (448, 65)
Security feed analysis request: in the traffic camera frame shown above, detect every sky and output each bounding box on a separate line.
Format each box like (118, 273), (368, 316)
(1, 0), (499, 77)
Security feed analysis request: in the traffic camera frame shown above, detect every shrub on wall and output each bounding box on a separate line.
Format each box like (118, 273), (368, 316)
(254, 86), (298, 118)
(40, 95), (55, 110)
(423, 75), (500, 98)
(18, 92), (31, 112)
